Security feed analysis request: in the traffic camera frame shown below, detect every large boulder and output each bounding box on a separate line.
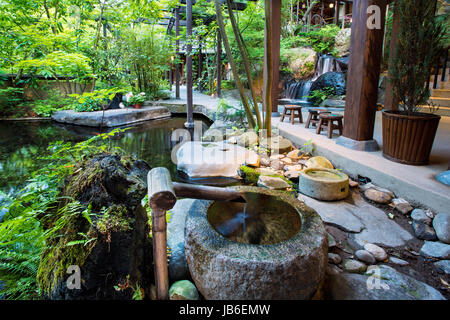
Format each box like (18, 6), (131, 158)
(176, 141), (259, 178)
(37, 154), (153, 300)
(310, 72), (346, 96)
(432, 213), (450, 244)
(283, 47), (318, 80)
(326, 265), (445, 300)
(334, 28), (351, 57)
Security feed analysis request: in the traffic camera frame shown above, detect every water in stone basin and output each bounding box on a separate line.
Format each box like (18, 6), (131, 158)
(208, 193), (302, 245)
(306, 169), (343, 181)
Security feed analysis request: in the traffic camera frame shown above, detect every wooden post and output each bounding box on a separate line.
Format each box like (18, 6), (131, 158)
(334, 1), (339, 25)
(175, 7), (181, 99)
(148, 168), (177, 300)
(337, 0), (387, 151)
(384, 4), (400, 111)
(185, 0), (194, 128)
(263, 0), (282, 119)
(217, 30), (222, 98)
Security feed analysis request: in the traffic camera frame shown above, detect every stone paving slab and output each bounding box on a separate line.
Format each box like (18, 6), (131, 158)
(52, 106), (170, 127)
(298, 190), (414, 248)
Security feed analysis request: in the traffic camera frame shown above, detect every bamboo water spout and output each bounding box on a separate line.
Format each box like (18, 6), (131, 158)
(147, 168), (247, 300)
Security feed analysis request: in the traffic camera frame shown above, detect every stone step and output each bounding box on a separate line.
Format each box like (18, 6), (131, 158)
(419, 106), (450, 117)
(430, 89), (450, 98)
(429, 81), (450, 90)
(429, 97), (450, 107)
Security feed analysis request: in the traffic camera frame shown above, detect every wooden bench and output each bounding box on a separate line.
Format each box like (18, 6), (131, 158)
(316, 113), (344, 139)
(280, 105), (303, 125)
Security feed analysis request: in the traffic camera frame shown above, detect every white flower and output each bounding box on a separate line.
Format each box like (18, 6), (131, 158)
(119, 102), (125, 109)
(125, 92), (133, 102)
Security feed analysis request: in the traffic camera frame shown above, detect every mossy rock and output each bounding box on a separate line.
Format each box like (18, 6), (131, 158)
(169, 280), (200, 300)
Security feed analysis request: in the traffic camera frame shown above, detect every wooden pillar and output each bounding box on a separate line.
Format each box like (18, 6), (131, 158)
(217, 30), (222, 98)
(263, 0), (282, 114)
(337, 0), (387, 151)
(175, 7), (181, 99)
(384, 4), (400, 111)
(334, 1), (340, 25)
(185, 0), (194, 128)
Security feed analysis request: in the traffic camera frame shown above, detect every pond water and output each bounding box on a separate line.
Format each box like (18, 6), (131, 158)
(0, 117), (211, 199)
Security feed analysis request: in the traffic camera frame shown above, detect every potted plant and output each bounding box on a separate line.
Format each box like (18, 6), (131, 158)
(382, 0), (446, 165)
(126, 92), (146, 109)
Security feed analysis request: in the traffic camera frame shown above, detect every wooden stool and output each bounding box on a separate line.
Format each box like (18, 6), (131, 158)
(280, 105), (303, 125)
(305, 109), (330, 129)
(316, 113), (344, 139)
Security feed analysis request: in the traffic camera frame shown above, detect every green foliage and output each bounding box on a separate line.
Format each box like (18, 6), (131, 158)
(16, 51), (94, 81)
(217, 98), (246, 124)
(0, 87), (24, 116)
(20, 89), (72, 117)
(390, 0), (447, 113)
(127, 93), (146, 106)
(69, 88), (124, 112)
(307, 87), (336, 104)
(297, 25), (340, 56)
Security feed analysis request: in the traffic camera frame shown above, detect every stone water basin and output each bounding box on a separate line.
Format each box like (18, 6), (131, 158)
(184, 186), (328, 300)
(299, 168), (349, 201)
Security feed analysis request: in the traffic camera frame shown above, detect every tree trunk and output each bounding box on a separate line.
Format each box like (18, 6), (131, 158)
(226, 0), (262, 129)
(214, 0), (256, 129)
(263, 0), (272, 135)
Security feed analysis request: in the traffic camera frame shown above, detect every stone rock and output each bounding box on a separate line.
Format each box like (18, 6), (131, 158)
(52, 106), (170, 127)
(326, 265), (445, 300)
(304, 156), (334, 169)
(167, 199), (196, 282)
(364, 243), (388, 261)
(269, 154), (285, 161)
(257, 167), (279, 176)
(334, 28), (351, 57)
(349, 179), (359, 188)
(284, 164), (303, 172)
(177, 141), (259, 178)
(359, 183), (395, 198)
(270, 159), (284, 171)
(434, 260), (450, 275)
(320, 98), (346, 108)
(425, 209), (434, 219)
(436, 170), (450, 186)
(284, 171), (300, 179)
(257, 175), (290, 190)
(328, 233), (337, 248)
(432, 213), (450, 244)
(237, 131), (259, 147)
(281, 157), (293, 165)
(343, 259), (367, 273)
(260, 156), (270, 167)
(184, 187), (328, 299)
(389, 257), (409, 266)
(392, 198), (413, 214)
(420, 241), (450, 259)
(245, 154), (260, 168)
(283, 47), (318, 79)
(411, 209), (432, 225)
(227, 136), (237, 144)
(364, 188), (392, 204)
(287, 149), (301, 160)
(355, 250), (376, 265)
(328, 253), (342, 264)
(412, 221), (438, 241)
(169, 280), (200, 300)
(301, 191), (414, 247)
(310, 72), (346, 96)
(260, 136), (293, 154)
(40, 154), (153, 300)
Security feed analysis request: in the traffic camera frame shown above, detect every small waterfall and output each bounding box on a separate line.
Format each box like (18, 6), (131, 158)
(312, 55), (342, 80)
(284, 80), (313, 101)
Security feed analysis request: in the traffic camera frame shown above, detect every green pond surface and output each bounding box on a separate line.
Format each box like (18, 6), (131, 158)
(305, 169), (343, 181)
(0, 117), (210, 201)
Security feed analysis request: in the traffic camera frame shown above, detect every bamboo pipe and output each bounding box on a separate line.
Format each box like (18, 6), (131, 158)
(173, 182), (246, 203)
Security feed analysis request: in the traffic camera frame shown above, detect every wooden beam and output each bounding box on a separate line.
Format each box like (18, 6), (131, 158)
(342, 0), (387, 142)
(185, 0), (194, 128)
(175, 7), (181, 99)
